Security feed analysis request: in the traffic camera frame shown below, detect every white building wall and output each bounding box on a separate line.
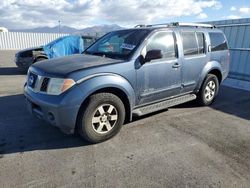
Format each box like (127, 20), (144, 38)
(0, 32), (69, 50)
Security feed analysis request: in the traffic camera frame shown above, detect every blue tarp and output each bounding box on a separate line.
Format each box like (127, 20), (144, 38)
(43, 35), (84, 59)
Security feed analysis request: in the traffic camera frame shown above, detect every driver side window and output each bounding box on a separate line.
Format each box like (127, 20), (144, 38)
(146, 32), (176, 59)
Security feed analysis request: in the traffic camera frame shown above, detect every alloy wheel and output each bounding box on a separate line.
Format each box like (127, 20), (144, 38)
(91, 104), (118, 134)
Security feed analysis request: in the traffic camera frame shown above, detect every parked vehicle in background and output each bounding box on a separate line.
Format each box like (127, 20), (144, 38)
(15, 35), (97, 70)
(24, 22), (230, 143)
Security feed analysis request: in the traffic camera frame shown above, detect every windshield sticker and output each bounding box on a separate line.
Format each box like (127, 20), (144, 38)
(120, 43), (136, 50)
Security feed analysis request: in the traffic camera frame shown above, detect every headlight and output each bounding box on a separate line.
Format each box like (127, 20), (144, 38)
(47, 78), (76, 95)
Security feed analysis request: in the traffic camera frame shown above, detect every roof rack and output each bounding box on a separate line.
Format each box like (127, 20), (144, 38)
(134, 22), (215, 28)
(134, 23), (171, 28)
(134, 24), (147, 28)
(171, 22), (215, 28)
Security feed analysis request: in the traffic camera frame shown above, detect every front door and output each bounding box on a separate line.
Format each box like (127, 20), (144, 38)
(136, 31), (182, 105)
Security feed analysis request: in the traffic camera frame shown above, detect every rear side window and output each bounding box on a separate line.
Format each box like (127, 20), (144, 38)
(182, 32), (198, 56)
(209, 33), (228, 51)
(181, 32), (205, 56)
(146, 32), (176, 59)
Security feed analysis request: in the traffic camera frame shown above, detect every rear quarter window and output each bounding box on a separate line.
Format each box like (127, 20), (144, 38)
(209, 33), (228, 52)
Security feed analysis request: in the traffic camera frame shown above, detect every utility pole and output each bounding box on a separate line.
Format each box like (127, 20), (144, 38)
(58, 20), (61, 33)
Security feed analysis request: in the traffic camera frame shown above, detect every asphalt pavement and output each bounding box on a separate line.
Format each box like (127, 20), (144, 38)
(0, 50), (250, 188)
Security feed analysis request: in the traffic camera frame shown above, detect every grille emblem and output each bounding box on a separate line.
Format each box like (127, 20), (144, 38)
(29, 75), (35, 86)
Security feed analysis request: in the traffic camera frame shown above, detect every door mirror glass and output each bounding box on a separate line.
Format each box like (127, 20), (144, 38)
(144, 49), (163, 63)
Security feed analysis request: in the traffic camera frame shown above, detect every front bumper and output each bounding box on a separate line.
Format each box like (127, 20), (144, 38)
(24, 84), (83, 134)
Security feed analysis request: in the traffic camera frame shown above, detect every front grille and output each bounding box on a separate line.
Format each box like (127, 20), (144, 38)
(27, 72), (50, 93)
(40, 77), (50, 92)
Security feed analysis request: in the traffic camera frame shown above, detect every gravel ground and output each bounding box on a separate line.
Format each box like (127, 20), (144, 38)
(0, 50), (250, 188)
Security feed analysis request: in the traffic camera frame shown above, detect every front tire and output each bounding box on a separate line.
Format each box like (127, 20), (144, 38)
(77, 93), (125, 143)
(197, 74), (219, 106)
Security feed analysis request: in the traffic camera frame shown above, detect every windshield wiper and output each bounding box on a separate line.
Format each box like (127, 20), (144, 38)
(84, 51), (125, 60)
(91, 52), (106, 57)
(84, 51), (107, 57)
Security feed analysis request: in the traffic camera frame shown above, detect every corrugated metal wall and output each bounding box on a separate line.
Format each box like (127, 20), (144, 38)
(0, 32), (69, 50)
(207, 18), (250, 81)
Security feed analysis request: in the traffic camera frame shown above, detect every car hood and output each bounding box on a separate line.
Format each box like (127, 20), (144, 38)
(17, 46), (43, 54)
(31, 54), (124, 76)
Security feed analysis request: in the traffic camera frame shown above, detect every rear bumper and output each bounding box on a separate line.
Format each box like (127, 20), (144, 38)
(24, 85), (82, 134)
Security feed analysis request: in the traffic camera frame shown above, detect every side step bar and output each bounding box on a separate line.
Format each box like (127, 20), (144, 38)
(132, 94), (197, 116)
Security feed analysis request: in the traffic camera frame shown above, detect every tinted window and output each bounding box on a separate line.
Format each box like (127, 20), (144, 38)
(197, 32), (205, 54)
(146, 32), (176, 59)
(182, 32), (198, 56)
(209, 33), (228, 51)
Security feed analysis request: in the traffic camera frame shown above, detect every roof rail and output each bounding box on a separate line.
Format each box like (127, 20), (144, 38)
(134, 22), (215, 29)
(146, 23), (171, 27)
(134, 23), (171, 28)
(171, 22), (215, 28)
(134, 24), (147, 28)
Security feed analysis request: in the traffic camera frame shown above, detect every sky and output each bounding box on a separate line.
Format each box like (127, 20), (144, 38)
(0, 0), (250, 30)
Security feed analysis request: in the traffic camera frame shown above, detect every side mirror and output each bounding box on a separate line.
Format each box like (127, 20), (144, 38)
(144, 49), (163, 63)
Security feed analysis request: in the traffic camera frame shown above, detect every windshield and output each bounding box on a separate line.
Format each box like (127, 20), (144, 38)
(85, 29), (150, 60)
(82, 37), (96, 49)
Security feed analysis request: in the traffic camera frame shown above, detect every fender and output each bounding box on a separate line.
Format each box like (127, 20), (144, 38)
(75, 73), (136, 119)
(195, 61), (223, 91)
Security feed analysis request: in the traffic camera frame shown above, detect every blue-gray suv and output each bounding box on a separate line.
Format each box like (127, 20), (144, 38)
(24, 23), (230, 143)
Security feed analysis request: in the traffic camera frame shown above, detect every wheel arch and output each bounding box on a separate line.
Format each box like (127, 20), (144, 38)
(74, 74), (136, 132)
(77, 87), (131, 124)
(208, 69), (222, 83)
(196, 61), (223, 92)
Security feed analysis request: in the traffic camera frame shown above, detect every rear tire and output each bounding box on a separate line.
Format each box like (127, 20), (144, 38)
(77, 93), (125, 143)
(197, 74), (219, 106)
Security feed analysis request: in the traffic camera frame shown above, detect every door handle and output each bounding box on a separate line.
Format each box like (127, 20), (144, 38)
(172, 63), (181, 68)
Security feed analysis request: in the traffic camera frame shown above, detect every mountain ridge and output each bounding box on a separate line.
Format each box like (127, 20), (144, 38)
(11, 24), (124, 36)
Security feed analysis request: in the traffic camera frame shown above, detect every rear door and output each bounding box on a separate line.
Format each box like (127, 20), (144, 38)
(179, 31), (208, 93)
